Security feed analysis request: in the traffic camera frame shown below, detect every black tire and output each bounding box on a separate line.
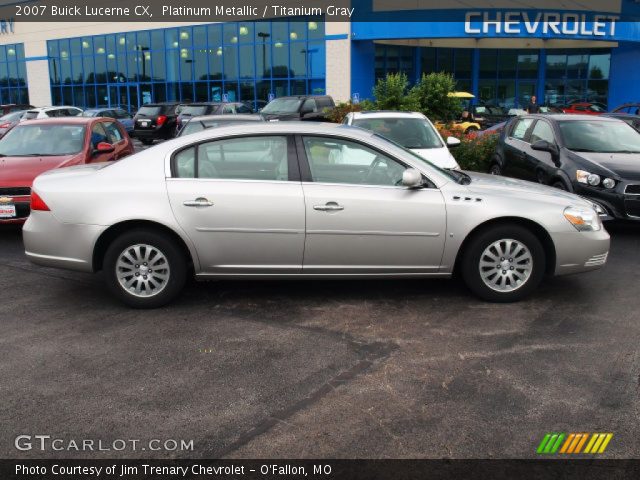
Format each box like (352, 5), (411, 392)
(140, 138), (153, 146)
(461, 225), (546, 303)
(465, 126), (478, 134)
(552, 180), (568, 191)
(103, 229), (187, 308)
(489, 162), (502, 175)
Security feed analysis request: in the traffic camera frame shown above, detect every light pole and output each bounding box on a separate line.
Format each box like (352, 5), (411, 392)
(257, 32), (270, 77)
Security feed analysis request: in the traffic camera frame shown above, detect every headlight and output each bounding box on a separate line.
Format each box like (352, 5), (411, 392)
(602, 178), (616, 189)
(576, 170), (615, 188)
(564, 206), (602, 232)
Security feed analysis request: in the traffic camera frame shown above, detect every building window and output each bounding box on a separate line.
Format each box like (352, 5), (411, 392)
(544, 49), (610, 108)
(0, 44), (29, 104)
(47, 19), (325, 111)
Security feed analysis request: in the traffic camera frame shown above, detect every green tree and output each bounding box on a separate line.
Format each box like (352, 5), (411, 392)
(409, 72), (462, 122)
(371, 72), (419, 111)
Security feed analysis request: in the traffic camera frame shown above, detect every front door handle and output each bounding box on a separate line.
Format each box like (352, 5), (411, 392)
(313, 202), (344, 212)
(183, 197), (214, 207)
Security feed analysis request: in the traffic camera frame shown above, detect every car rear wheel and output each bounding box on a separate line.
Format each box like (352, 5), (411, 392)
(489, 163), (502, 175)
(461, 225), (545, 302)
(103, 230), (187, 308)
(465, 126), (478, 134)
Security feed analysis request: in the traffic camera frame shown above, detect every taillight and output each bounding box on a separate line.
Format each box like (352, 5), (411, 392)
(0, 122), (11, 128)
(157, 115), (167, 126)
(30, 191), (50, 211)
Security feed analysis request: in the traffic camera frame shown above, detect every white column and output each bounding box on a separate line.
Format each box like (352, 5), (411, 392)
(24, 39), (52, 106)
(324, 22), (351, 103)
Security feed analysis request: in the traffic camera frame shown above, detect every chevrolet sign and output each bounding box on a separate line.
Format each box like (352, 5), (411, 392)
(465, 12), (619, 37)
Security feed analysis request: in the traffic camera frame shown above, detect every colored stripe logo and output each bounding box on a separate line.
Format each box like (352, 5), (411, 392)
(537, 433), (613, 454)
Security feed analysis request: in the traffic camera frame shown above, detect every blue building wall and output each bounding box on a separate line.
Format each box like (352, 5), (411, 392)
(609, 42), (640, 107)
(349, 1), (640, 109)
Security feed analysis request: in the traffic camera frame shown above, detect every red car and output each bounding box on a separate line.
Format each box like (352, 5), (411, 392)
(562, 102), (607, 115)
(0, 117), (134, 224)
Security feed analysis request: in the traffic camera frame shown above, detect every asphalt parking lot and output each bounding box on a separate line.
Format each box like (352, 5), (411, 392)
(1, 219), (639, 459)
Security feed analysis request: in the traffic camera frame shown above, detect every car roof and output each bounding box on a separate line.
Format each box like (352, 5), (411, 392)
(27, 106), (81, 112)
(188, 114), (263, 122)
(604, 112), (639, 119)
(350, 111), (425, 119)
(523, 113), (620, 122)
(19, 117), (98, 125)
(178, 121), (366, 142)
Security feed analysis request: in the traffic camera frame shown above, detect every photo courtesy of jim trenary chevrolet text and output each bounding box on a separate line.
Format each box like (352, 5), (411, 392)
(1, 0), (640, 478)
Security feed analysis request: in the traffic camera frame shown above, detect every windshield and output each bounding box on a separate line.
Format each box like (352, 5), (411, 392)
(81, 110), (99, 117)
(353, 117), (443, 149)
(0, 125), (85, 156)
(559, 120), (640, 153)
(137, 106), (161, 117)
(181, 105), (210, 116)
(261, 98), (302, 114)
(371, 133), (462, 183)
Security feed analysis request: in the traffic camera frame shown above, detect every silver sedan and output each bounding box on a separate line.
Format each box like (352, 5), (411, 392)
(23, 122), (609, 308)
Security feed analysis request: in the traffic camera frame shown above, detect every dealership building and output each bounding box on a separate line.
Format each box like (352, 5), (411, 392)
(1, 0), (640, 111)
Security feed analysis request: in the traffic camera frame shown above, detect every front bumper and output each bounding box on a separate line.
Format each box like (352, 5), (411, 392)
(574, 182), (640, 221)
(23, 211), (106, 272)
(0, 196), (30, 224)
(552, 228), (610, 276)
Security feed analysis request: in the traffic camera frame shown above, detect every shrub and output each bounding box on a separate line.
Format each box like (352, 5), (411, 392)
(409, 72), (462, 122)
(450, 132), (499, 172)
(325, 99), (375, 123)
(372, 72), (419, 111)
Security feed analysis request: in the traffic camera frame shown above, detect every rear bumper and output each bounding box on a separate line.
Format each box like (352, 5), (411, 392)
(552, 228), (611, 276)
(23, 211), (106, 272)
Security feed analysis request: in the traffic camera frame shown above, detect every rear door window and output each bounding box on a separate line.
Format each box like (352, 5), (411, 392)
(510, 118), (534, 141)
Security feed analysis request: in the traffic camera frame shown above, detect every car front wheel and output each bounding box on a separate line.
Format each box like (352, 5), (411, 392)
(103, 230), (187, 308)
(461, 225), (546, 302)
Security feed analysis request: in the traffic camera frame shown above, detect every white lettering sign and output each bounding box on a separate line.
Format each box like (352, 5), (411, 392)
(464, 12), (618, 36)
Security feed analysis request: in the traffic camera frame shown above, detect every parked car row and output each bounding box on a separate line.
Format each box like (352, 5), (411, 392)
(490, 114), (640, 222)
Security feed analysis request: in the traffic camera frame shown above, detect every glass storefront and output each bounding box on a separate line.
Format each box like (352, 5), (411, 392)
(0, 43), (29, 105)
(47, 19), (325, 111)
(544, 49), (610, 107)
(373, 44), (611, 109)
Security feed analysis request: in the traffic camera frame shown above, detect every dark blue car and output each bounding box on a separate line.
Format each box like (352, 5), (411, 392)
(82, 108), (134, 134)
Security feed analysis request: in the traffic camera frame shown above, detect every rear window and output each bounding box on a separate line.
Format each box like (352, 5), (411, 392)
(82, 111), (99, 117)
(137, 106), (161, 116)
(181, 105), (209, 116)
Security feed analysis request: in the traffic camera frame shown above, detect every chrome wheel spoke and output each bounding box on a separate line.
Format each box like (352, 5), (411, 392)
(478, 238), (532, 293)
(116, 243), (170, 298)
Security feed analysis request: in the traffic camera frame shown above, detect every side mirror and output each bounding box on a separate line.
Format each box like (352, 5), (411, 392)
(94, 142), (115, 154)
(446, 137), (461, 148)
(531, 140), (560, 165)
(402, 168), (424, 188)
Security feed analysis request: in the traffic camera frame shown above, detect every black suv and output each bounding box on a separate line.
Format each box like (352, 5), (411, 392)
(133, 102), (181, 145)
(176, 102), (253, 132)
(492, 114), (640, 221)
(260, 95), (334, 122)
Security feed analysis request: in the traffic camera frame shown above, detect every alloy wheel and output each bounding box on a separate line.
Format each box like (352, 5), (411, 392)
(478, 239), (533, 292)
(115, 244), (171, 298)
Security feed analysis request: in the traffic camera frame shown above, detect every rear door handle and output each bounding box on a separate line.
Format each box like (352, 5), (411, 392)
(313, 202), (344, 212)
(183, 197), (214, 207)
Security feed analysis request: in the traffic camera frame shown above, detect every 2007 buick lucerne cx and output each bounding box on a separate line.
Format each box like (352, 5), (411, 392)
(23, 123), (609, 308)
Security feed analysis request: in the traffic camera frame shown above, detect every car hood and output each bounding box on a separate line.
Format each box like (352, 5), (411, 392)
(465, 172), (590, 206)
(0, 154), (80, 187)
(574, 151), (640, 180)
(411, 147), (459, 169)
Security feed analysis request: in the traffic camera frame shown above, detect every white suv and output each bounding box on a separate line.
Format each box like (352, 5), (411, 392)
(21, 106), (83, 121)
(343, 111), (461, 169)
